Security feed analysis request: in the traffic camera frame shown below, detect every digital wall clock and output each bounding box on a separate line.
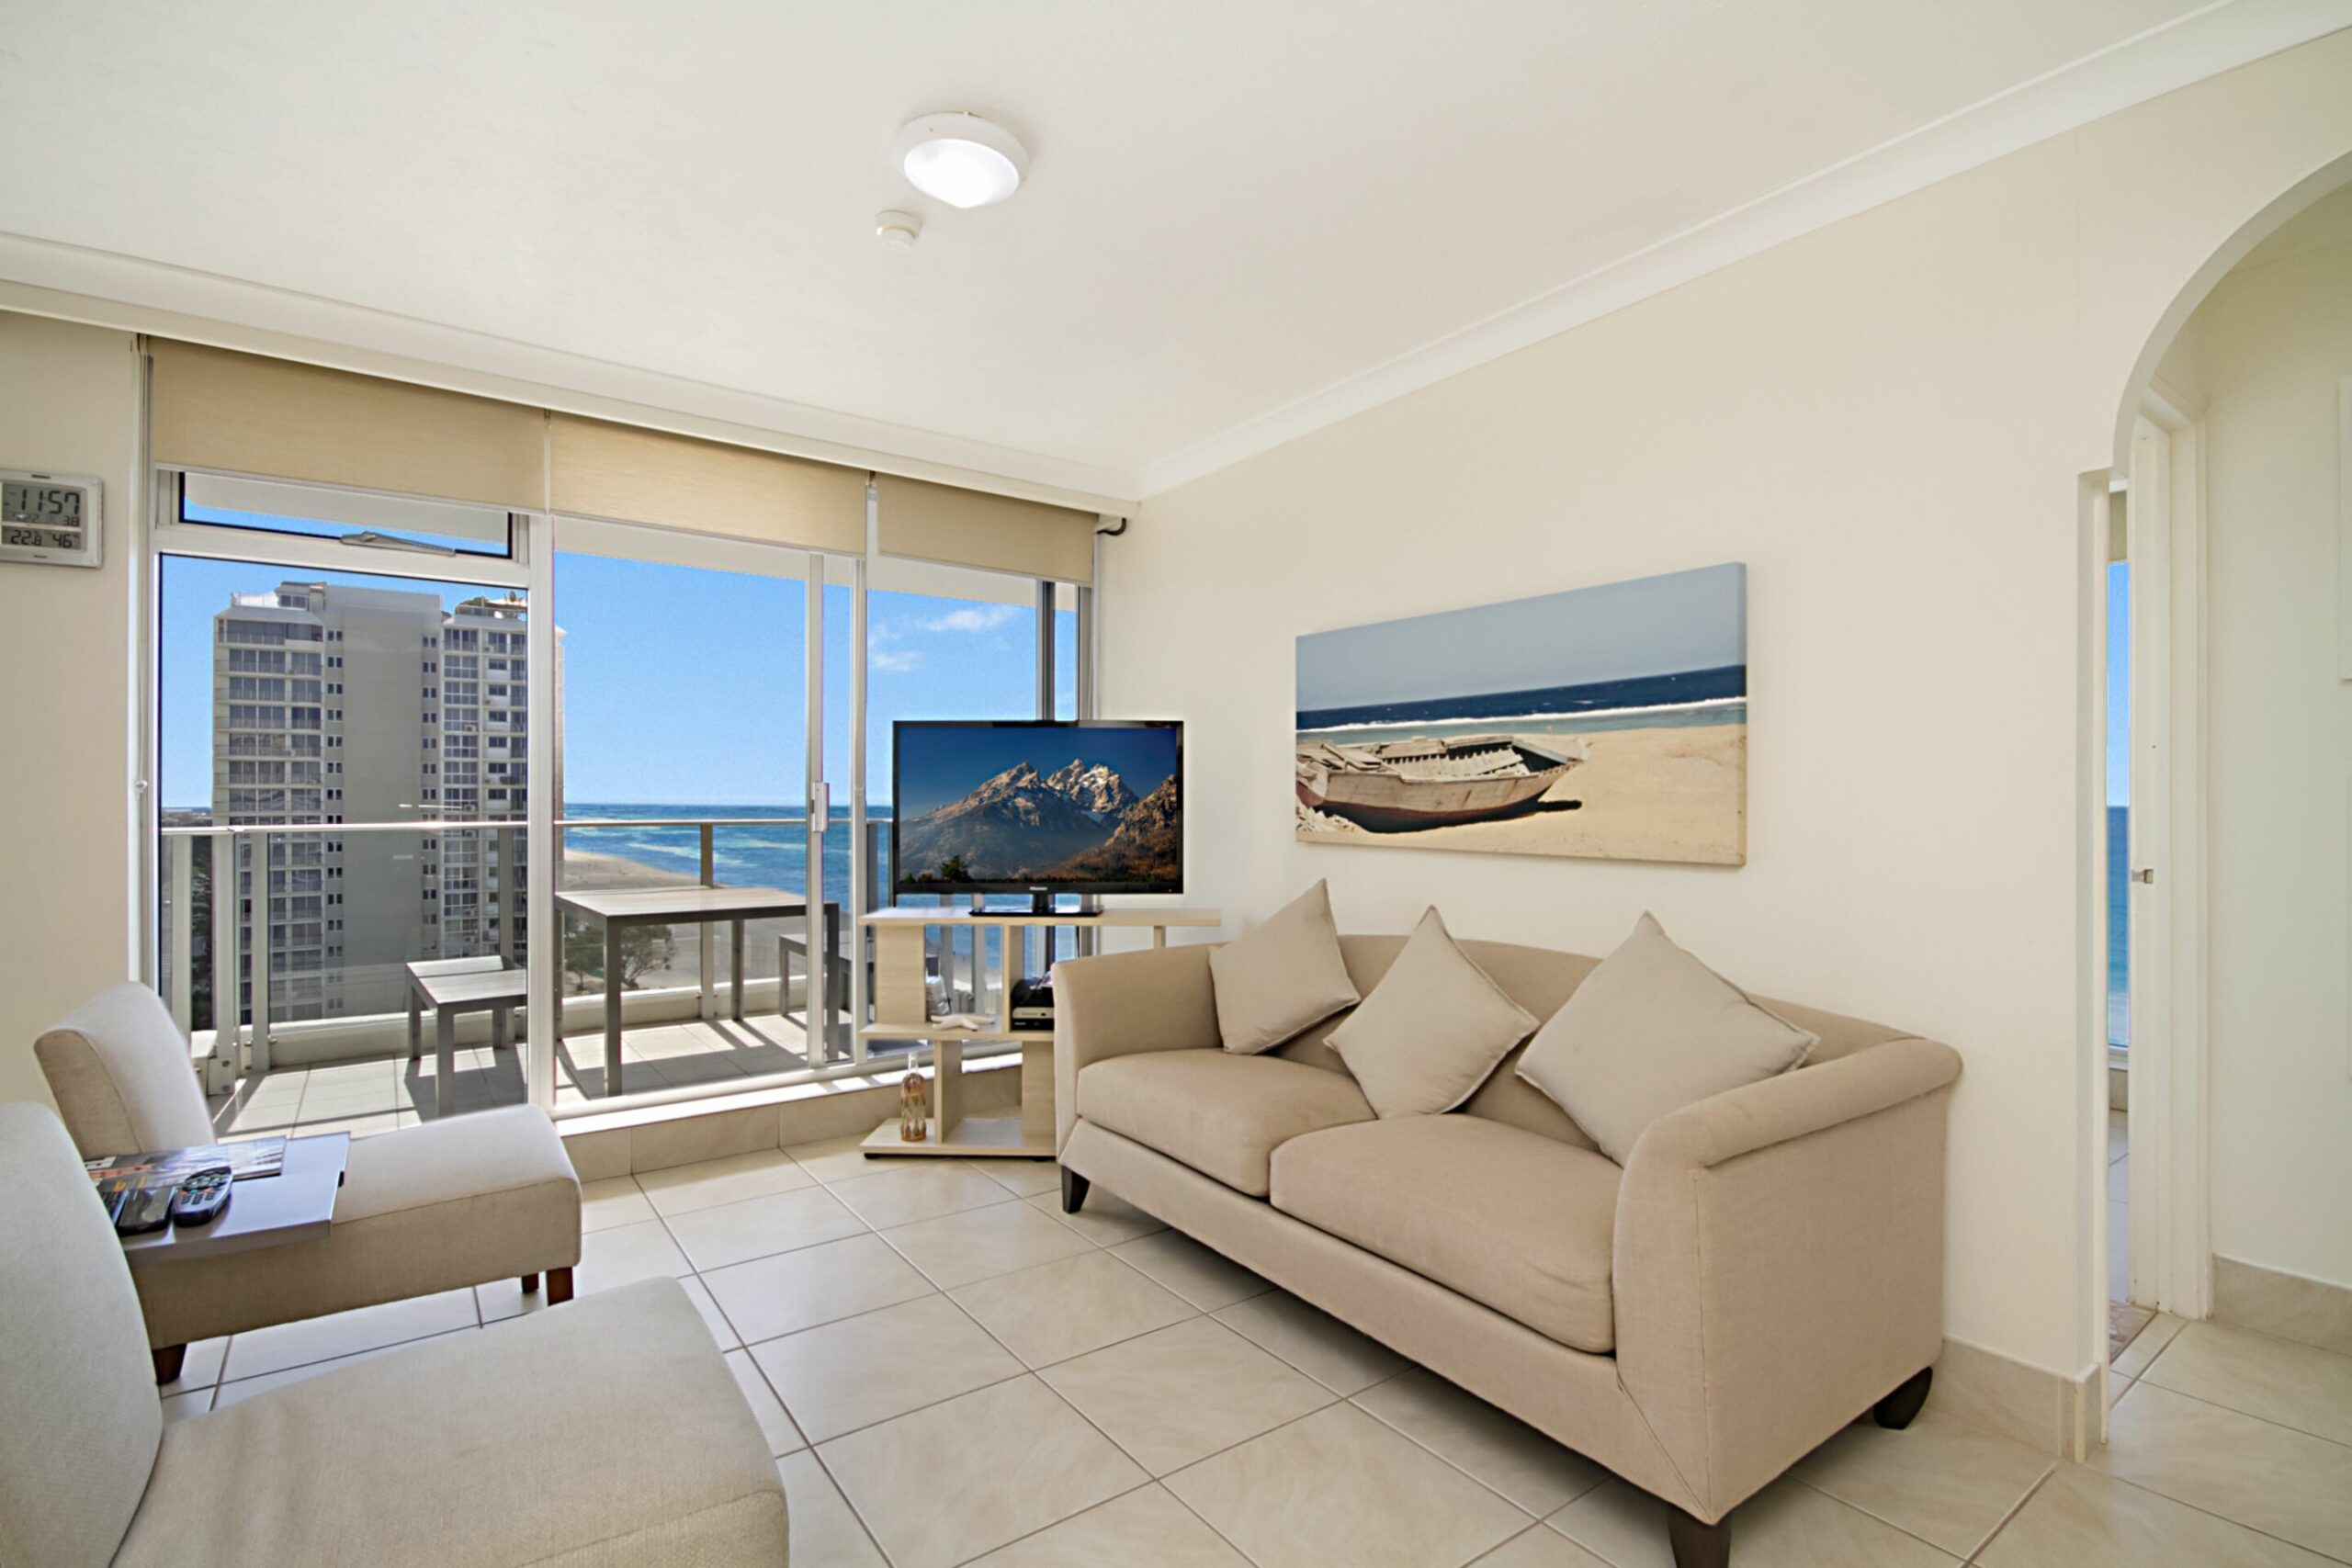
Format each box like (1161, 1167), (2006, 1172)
(0, 468), (103, 569)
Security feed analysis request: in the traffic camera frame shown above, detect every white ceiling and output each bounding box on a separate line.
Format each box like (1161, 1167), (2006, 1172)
(0, 2), (2337, 497)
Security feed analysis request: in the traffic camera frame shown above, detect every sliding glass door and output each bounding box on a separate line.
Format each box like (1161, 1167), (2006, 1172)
(547, 519), (847, 1108)
(153, 466), (1093, 1133)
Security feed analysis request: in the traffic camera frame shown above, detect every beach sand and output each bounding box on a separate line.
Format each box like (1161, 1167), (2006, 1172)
(1295, 722), (1745, 865)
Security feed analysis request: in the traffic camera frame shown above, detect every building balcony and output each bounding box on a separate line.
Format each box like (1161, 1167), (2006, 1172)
(164, 815), (932, 1141)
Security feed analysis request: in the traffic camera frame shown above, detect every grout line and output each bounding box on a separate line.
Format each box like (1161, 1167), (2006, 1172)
(1155, 1482), (1266, 1568)
(2120, 1370), (2352, 1452)
(1963, 1462), (2056, 1563)
(1791, 1463), (2040, 1563)
(2088, 1462), (2352, 1563)
(1347, 1374), (1599, 1524)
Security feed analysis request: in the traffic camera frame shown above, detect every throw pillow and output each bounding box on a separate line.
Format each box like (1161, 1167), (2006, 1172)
(1329, 908), (1540, 1117)
(1209, 880), (1361, 1055)
(1515, 912), (1818, 1164)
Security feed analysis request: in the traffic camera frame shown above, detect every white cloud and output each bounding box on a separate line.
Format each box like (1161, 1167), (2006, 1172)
(920, 604), (1021, 634)
(870, 647), (922, 673)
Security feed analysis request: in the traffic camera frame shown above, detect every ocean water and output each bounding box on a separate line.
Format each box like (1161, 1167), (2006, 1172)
(1297, 664), (1746, 745)
(563, 803), (894, 897)
(2109, 804), (2130, 1048)
(561, 802), (1074, 978)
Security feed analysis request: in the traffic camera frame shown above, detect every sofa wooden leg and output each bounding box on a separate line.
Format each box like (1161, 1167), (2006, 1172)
(1060, 1167), (1090, 1214)
(520, 1272), (540, 1294)
(547, 1267), (574, 1304)
(152, 1344), (187, 1385)
(1873, 1365), (1933, 1430)
(1667, 1507), (1728, 1568)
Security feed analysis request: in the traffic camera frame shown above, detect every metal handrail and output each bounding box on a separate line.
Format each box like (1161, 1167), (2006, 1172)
(162, 814), (926, 1112)
(162, 815), (813, 838)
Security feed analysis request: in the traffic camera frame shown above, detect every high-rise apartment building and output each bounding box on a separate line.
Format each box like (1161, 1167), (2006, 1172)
(212, 581), (529, 1022)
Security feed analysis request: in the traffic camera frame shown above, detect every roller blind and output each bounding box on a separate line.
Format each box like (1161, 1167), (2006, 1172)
(548, 414), (866, 553)
(874, 473), (1096, 585)
(148, 340), (546, 510)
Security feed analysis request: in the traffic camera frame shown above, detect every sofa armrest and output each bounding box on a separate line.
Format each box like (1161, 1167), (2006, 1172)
(1611, 1038), (1961, 1521)
(1630, 1036), (1962, 1171)
(1051, 944), (1220, 1152)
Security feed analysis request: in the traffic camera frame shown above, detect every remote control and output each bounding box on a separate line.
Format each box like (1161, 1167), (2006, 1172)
(170, 1166), (234, 1225)
(115, 1182), (176, 1235)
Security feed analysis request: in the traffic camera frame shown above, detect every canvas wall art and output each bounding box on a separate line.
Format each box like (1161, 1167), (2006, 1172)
(1295, 562), (1747, 864)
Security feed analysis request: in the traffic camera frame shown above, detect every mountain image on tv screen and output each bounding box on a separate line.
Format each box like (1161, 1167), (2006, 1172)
(894, 724), (1182, 891)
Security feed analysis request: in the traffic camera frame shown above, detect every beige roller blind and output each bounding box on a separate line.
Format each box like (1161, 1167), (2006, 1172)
(549, 414), (865, 552)
(874, 473), (1096, 584)
(148, 340), (546, 510)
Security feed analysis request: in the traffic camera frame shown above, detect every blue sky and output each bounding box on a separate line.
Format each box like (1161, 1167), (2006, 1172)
(158, 549), (1075, 808)
(896, 724), (1179, 819)
(1296, 562), (1746, 712)
(2108, 559), (2130, 807)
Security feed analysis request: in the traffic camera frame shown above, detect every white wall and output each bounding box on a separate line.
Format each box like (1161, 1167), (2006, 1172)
(1108, 34), (2352, 1376)
(0, 313), (143, 1109)
(0, 31), (2345, 1373)
(2182, 191), (2352, 1291)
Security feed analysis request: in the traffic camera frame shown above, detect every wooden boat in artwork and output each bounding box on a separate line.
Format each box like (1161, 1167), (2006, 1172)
(1295, 734), (1585, 830)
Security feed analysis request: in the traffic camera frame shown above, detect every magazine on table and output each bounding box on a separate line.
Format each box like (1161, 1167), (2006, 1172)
(86, 1136), (286, 1201)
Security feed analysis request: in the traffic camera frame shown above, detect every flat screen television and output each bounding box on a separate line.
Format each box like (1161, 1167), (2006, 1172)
(891, 720), (1183, 896)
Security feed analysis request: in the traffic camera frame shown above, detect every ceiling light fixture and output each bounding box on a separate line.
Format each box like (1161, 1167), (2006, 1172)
(895, 112), (1027, 209)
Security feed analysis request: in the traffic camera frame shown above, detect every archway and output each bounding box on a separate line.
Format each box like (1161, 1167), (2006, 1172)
(2085, 146), (2352, 1386)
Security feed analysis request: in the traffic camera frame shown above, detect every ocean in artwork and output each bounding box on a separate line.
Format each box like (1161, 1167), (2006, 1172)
(1295, 563), (1747, 865)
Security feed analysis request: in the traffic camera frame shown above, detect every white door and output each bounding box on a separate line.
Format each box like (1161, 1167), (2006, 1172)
(2124, 415), (2171, 1309)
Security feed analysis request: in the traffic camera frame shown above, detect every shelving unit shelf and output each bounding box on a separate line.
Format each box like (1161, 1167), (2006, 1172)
(857, 907), (1220, 1160)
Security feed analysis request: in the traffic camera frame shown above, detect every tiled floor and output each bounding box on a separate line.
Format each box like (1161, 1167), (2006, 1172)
(203, 1009), (879, 1137)
(155, 1142), (2352, 1568)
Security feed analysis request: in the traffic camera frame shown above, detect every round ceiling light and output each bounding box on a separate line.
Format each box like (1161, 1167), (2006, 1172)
(895, 112), (1027, 209)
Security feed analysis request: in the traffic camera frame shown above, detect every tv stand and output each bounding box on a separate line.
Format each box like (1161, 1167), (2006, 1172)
(856, 907), (1220, 1159)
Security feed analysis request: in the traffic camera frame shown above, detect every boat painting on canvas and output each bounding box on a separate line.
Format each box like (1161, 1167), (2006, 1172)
(1295, 563), (1747, 864)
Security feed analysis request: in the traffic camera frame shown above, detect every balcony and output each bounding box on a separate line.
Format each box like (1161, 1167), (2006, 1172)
(162, 817), (958, 1141)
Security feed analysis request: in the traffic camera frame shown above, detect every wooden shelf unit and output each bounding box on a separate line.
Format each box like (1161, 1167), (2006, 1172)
(857, 907), (1220, 1160)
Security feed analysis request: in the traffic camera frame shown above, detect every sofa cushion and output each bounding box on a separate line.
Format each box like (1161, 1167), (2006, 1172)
(1209, 880), (1361, 1055)
(1516, 913), (1818, 1164)
(1271, 1115), (1621, 1352)
(0, 1105), (162, 1568)
(1329, 908), (1540, 1118)
(1078, 1049), (1374, 1197)
(35, 982), (217, 1157)
(114, 1279), (787, 1568)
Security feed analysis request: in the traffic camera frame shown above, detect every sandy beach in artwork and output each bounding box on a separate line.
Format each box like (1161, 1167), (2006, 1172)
(1296, 722), (1746, 865)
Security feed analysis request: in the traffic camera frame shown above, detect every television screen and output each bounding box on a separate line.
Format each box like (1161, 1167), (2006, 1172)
(892, 721), (1183, 895)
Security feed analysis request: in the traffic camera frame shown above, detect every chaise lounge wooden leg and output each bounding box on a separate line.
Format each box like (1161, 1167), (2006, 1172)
(1667, 1507), (1729, 1568)
(520, 1272), (540, 1294)
(547, 1266), (574, 1304)
(152, 1345), (187, 1384)
(1873, 1364), (1932, 1429)
(1060, 1167), (1090, 1214)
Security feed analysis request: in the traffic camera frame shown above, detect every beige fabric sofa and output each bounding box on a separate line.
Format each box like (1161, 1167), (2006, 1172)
(37, 983), (582, 1381)
(1055, 935), (1961, 1568)
(0, 1103), (787, 1568)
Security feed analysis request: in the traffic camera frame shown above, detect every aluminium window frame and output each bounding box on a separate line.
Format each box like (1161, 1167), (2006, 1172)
(145, 464), (555, 1106)
(143, 460), (1106, 1122)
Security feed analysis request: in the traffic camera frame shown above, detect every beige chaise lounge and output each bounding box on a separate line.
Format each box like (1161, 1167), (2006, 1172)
(0, 1103), (788, 1568)
(36, 982), (581, 1382)
(1054, 935), (1961, 1568)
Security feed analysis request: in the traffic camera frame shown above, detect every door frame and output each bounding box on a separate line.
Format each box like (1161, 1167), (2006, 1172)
(2121, 378), (2211, 1322)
